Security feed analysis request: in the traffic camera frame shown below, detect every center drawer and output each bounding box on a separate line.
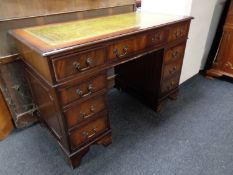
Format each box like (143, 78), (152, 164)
(58, 74), (106, 106)
(108, 35), (147, 61)
(69, 113), (108, 150)
(108, 28), (167, 62)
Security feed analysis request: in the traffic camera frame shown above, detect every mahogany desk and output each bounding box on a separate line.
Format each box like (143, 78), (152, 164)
(10, 12), (193, 168)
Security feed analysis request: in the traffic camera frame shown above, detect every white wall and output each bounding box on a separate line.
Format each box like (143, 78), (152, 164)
(200, 0), (227, 69)
(142, 0), (223, 83)
(142, 0), (192, 16)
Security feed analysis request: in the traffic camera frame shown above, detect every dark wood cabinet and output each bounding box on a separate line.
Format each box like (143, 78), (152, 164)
(10, 12), (192, 168)
(207, 0), (233, 79)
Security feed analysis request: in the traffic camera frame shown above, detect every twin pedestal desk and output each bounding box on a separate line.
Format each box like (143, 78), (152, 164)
(10, 12), (192, 168)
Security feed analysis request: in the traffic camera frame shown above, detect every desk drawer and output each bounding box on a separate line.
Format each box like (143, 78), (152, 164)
(64, 94), (106, 129)
(164, 43), (186, 64)
(161, 74), (180, 95)
(147, 28), (168, 47)
(168, 22), (189, 42)
(108, 34), (148, 61)
(69, 114), (108, 150)
(52, 47), (106, 81)
(58, 74), (106, 106)
(162, 59), (183, 80)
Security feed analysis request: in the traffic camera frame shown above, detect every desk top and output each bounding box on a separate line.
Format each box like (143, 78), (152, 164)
(10, 12), (192, 56)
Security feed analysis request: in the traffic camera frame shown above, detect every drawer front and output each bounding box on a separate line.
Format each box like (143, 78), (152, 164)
(161, 75), (180, 95)
(64, 94), (106, 129)
(162, 59), (183, 80)
(69, 114), (108, 150)
(58, 74), (106, 106)
(108, 34), (148, 61)
(53, 47), (106, 81)
(164, 43), (186, 64)
(168, 22), (189, 42)
(147, 28), (168, 47)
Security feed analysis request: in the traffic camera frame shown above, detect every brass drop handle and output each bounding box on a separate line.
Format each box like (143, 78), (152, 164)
(172, 51), (179, 58)
(151, 33), (163, 43)
(175, 30), (182, 38)
(73, 57), (93, 72)
(155, 32), (163, 41)
(80, 105), (96, 119)
(82, 128), (97, 139)
(169, 66), (177, 74)
(151, 37), (155, 43)
(76, 84), (93, 98)
(113, 45), (128, 58)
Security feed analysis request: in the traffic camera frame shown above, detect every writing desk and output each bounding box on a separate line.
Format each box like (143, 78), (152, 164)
(10, 12), (193, 168)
